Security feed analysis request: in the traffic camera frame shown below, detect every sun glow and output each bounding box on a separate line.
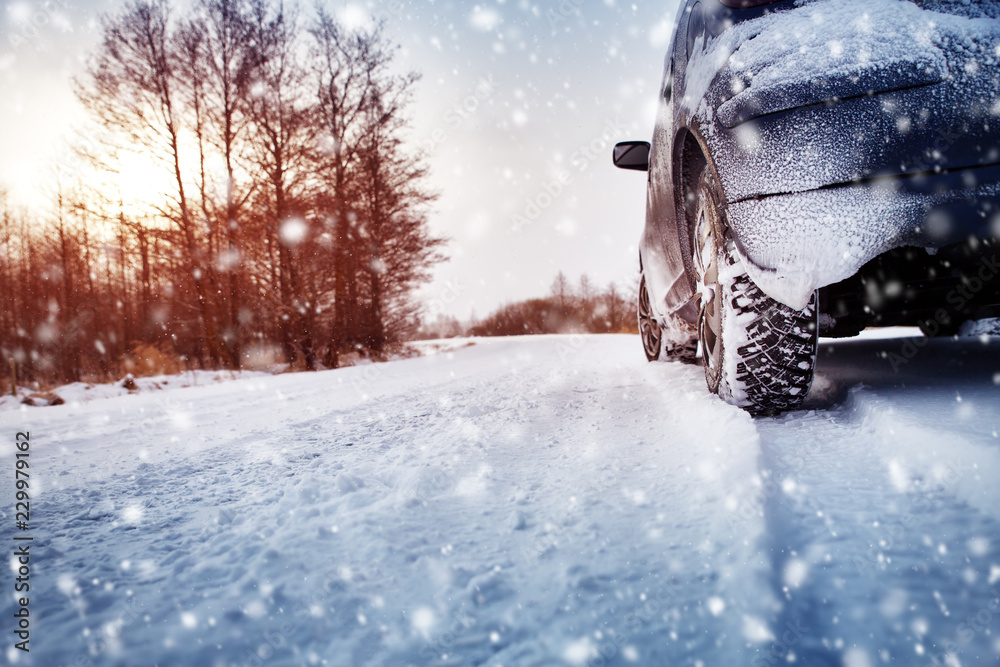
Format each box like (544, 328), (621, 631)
(117, 151), (172, 218)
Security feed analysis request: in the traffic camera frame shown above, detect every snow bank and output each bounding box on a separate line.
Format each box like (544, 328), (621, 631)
(0, 342), (438, 414)
(0, 370), (272, 413)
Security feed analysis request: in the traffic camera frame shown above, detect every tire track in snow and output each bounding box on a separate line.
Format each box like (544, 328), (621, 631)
(752, 336), (1000, 667)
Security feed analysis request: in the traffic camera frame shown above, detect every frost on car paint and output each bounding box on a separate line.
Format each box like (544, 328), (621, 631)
(683, 0), (1000, 307)
(684, 0), (1000, 308)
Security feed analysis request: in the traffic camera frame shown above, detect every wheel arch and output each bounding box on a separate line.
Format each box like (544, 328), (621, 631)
(673, 126), (711, 297)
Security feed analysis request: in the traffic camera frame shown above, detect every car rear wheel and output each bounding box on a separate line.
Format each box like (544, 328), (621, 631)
(638, 274), (698, 363)
(694, 171), (819, 415)
(638, 275), (663, 361)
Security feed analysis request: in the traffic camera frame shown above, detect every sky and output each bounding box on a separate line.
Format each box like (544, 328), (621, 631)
(0, 0), (683, 322)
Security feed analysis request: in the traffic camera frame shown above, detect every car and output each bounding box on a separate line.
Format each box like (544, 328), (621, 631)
(614, 0), (1000, 414)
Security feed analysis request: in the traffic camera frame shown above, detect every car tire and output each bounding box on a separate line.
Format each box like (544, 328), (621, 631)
(638, 275), (663, 361)
(638, 275), (698, 363)
(693, 170), (819, 415)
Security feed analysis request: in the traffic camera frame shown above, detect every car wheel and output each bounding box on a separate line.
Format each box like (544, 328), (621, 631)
(638, 274), (698, 363)
(638, 275), (663, 361)
(693, 170), (819, 415)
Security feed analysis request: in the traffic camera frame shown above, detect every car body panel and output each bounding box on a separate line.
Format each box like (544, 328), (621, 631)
(638, 0), (1000, 320)
(729, 166), (1000, 308)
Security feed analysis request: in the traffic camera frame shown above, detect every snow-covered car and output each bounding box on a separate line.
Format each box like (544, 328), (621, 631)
(615, 0), (1000, 414)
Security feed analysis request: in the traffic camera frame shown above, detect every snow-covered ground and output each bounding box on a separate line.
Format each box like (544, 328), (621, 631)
(2, 332), (1000, 666)
(0, 370), (275, 412)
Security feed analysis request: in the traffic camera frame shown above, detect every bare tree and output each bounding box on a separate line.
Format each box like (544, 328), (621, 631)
(551, 271), (570, 311)
(199, 0), (258, 364)
(310, 9), (419, 357)
(79, 0), (224, 365)
(244, 1), (322, 368)
(353, 91), (442, 354)
(1, 0), (444, 388)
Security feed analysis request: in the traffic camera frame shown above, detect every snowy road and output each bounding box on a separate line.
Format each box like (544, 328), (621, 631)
(2, 334), (1000, 667)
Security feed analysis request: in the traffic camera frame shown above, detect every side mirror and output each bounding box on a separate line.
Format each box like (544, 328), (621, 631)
(613, 141), (650, 172)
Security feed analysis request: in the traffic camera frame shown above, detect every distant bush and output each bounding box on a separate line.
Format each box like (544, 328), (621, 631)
(122, 343), (184, 378)
(468, 273), (638, 337)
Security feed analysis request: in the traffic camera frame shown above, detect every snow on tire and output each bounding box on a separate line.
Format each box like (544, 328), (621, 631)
(719, 251), (819, 414)
(695, 171), (818, 415)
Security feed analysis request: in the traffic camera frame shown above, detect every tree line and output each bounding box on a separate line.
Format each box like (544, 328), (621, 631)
(418, 272), (638, 338)
(1, 0), (443, 391)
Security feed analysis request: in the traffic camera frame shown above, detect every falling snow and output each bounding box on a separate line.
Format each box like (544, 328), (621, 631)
(2, 333), (1000, 665)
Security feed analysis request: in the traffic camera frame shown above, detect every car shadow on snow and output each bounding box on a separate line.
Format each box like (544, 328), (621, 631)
(797, 334), (1000, 412)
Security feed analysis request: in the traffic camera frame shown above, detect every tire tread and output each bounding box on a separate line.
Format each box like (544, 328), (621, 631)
(725, 266), (818, 415)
